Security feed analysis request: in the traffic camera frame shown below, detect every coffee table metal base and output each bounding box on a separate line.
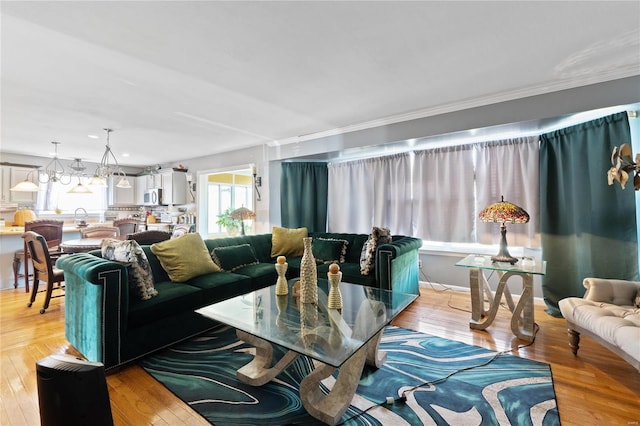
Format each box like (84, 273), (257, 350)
(236, 329), (386, 425)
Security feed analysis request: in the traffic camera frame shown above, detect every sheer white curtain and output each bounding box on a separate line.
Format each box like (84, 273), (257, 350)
(327, 159), (373, 233)
(413, 145), (475, 242)
(327, 153), (412, 235)
(475, 136), (540, 247)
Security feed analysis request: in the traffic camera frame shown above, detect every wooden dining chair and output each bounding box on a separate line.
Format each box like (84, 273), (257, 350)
(13, 220), (64, 293)
(80, 226), (120, 239)
(23, 231), (65, 314)
(126, 230), (171, 245)
(113, 218), (139, 237)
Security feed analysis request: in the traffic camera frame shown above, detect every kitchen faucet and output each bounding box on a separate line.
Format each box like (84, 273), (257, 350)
(74, 207), (88, 227)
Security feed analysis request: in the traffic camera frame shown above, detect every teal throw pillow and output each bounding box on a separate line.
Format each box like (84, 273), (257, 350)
(211, 244), (259, 272)
(312, 237), (348, 264)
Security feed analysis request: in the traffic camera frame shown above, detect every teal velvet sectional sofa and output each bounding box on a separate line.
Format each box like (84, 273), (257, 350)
(57, 232), (422, 371)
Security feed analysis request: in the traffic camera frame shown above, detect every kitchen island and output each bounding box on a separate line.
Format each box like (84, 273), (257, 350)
(0, 226), (82, 290)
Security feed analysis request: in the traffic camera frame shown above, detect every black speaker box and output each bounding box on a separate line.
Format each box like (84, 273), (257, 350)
(36, 354), (113, 426)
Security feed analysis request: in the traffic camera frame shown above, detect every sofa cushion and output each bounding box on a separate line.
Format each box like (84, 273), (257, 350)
(560, 298), (640, 346)
(151, 233), (220, 282)
(211, 244), (259, 272)
(186, 271), (255, 302)
(233, 263), (278, 284)
(141, 246), (170, 282)
(101, 238), (158, 300)
(360, 226), (392, 275)
(312, 237), (348, 263)
(316, 262), (377, 287)
(128, 280), (203, 328)
(271, 226), (308, 257)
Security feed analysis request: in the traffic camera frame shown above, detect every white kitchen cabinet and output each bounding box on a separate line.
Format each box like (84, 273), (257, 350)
(132, 170), (187, 205)
(139, 174), (162, 190)
(160, 171), (187, 205)
(0, 165), (38, 205)
(135, 176), (147, 205)
(108, 176), (136, 206)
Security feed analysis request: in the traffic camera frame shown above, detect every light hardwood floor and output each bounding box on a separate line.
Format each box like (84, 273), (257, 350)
(1, 284), (638, 425)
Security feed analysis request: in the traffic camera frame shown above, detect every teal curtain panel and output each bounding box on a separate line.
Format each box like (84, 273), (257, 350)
(280, 162), (329, 232)
(539, 112), (638, 317)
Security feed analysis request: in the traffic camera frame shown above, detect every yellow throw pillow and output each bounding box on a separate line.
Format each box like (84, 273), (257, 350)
(150, 233), (220, 282)
(271, 226), (308, 257)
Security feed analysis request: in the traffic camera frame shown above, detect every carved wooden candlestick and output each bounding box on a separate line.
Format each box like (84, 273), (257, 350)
(275, 256), (288, 295)
(327, 263), (343, 310)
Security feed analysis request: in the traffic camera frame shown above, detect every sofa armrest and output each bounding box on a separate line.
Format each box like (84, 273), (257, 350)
(582, 277), (640, 306)
(57, 253), (130, 367)
(375, 236), (422, 295)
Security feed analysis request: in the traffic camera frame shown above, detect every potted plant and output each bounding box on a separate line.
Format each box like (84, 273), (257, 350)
(216, 207), (240, 235)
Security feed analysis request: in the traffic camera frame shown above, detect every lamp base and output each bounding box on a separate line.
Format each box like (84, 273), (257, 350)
(490, 254), (519, 265)
(492, 223), (518, 265)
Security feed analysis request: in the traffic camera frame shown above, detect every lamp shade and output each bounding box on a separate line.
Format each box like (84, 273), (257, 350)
(67, 182), (92, 194)
(479, 196), (529, 224)
(230, 207), (255, 236)
(479, 196), (529, 264)
(10, 179), (41, 192)
(230, 207), (256, 220)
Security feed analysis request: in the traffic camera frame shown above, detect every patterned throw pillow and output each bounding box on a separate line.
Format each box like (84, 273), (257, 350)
(359, 226), (392, 275)
(101, 238), (158, 301)
(312, 237), (348, 264)
(211, 244), (259, 272)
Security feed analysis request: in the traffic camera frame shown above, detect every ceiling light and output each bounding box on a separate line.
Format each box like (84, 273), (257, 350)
(69, 158), (86, 174)
(89, 128), (131, 188)
(9, 170), (41, 192)
(38, 141), (71, 185)
(67, 178), (93, 194)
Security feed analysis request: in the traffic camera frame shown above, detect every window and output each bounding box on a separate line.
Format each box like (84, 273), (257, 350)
(206, 171), (253, 234)
(35, 177), (107, 213)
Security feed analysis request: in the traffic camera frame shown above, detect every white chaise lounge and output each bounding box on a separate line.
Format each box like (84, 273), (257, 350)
(558, 277), (640, 372)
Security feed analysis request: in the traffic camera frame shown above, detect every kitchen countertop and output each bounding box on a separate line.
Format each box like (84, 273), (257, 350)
(0, 226), (94, 236)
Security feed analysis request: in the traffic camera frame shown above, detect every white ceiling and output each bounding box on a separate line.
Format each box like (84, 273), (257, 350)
(1, 1), (639, 167)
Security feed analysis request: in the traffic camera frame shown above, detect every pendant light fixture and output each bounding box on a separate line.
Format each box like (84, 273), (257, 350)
(38, 141), (71, 185)
(67, 158), (92, 194)
(9, 170), (41, 192)
(89, 128), (132, 188)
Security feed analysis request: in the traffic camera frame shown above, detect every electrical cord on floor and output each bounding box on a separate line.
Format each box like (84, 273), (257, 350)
(337, 322), (540, 425)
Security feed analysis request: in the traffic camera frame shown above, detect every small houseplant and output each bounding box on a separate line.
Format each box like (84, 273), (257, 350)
(216, 207), (240, 235)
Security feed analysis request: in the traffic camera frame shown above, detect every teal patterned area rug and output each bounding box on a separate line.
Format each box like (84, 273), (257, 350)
(140, 324), (559, 425)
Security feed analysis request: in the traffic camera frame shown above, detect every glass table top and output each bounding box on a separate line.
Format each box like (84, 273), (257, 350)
(196, 280), (417, 368)
(456, 254), (547, 275)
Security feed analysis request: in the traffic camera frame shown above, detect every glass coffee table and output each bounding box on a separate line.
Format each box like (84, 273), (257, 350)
(196, 279), (417, 425)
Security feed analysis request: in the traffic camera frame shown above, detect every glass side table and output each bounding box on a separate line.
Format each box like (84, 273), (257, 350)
(455, 254), (546, 342)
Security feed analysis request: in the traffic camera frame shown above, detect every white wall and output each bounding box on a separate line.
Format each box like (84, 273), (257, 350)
(159, 76), (640, 297)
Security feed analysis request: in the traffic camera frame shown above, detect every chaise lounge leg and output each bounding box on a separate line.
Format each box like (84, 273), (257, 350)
(568, 328), (580, 356)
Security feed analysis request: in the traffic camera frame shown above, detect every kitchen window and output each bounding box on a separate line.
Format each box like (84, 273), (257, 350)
(35, 177), (107, 213)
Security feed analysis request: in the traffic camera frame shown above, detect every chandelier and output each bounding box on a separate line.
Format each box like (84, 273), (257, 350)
(38, 141), (71, 185)
(88, 128), (132, 188)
